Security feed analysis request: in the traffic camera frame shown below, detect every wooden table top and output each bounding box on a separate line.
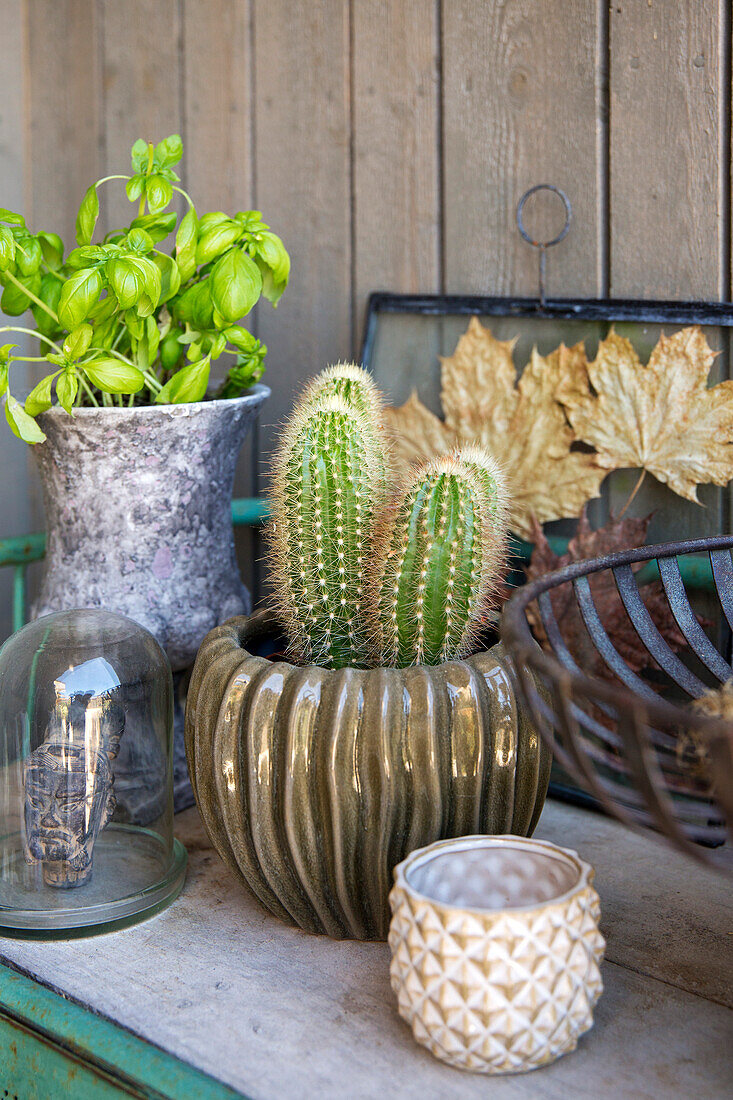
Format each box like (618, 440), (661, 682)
(1, 799), (731, 1099)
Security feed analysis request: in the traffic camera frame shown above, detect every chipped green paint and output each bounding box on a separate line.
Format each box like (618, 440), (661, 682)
(0, 963), (246, 1099)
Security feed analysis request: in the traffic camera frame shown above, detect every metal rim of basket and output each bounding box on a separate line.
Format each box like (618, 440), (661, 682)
(500, 533), (733, 861)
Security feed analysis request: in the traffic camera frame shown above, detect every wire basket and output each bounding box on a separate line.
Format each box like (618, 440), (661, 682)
(501, 535), (733, 863)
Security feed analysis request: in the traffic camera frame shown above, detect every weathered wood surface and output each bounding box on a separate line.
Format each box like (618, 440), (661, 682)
(442, 0), (606, 299)
(1, 800), (731, 1099)
(1, 0), (733, 637)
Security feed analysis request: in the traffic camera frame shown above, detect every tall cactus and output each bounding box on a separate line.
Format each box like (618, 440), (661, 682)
(372, 450), (508, 667)
(268, 391), (386, 668)
(300, 361), (384, 422)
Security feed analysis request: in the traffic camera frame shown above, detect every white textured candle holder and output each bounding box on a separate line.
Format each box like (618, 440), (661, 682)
(388, 835), (605, 1075)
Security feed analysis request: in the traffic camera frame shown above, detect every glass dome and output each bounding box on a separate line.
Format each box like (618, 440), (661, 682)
(0, 609), (186, 935)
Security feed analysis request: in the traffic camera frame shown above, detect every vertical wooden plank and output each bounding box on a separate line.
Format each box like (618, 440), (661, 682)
(609, 2), (728, 540)
(26, 0), (101, 244)
(610, 2), (727, 300)
(23, 0), (103, 619)
(182, 0), (253, 213)
(99, 0), (183, 229)
(352, 0), (441, 329)
(252, 0), (352, 463)
(442, 0), (605, 298)
(0, 0), (30, 642)
(182, 0), (258, 594)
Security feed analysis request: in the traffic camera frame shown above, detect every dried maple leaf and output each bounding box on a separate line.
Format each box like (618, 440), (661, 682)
(525, 511), (689, 679)
(383, 318), (606, 537)
(558, 326), (733, 502)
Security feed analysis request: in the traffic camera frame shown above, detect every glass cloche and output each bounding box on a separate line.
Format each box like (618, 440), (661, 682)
(0, 609), (186, 935)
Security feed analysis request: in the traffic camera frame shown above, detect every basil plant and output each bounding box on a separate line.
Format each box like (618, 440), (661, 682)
(0, 134), (289, 443)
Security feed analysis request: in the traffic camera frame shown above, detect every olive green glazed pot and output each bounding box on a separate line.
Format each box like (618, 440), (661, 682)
(185, 610), (551, 940)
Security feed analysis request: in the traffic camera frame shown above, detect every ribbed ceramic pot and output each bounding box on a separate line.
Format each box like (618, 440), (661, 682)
(185, 610), (552, 940)
(388, 835), (605, 1074)
(33, 386), (269, 671)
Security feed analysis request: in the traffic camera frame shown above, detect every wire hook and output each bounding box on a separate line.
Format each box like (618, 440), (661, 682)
(516, 184), (572, 308)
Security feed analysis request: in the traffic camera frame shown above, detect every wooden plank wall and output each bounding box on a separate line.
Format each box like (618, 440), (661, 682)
(0, 0), (730, 640)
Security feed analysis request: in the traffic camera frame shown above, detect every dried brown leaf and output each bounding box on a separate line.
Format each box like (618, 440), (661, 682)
(384, 318), (606, 537)
(526, 511), (689, 679)
(558, 326), (733, 502)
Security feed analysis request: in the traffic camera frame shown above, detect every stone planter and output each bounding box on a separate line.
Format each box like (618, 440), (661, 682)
(185, 610), (551, 941)
(33, 386), (269, 671)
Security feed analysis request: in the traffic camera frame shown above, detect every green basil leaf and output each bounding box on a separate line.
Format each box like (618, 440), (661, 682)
(159, 328), (183, 370)
(87, 293), (118, 322)
(1, 272), (41, 316)
(32, 274), (64, 338)
(198, 212), (231, 234)
(155, 355), (210, 405)
(91, 313), (118, 350)
(145, 175), (173, 214)
(234, 210), (266, 233)
(130, 138), (150, 174)
(210, 247), (262, 323)
(66, 245), (108, 270)
(126, 227), (154, 254)
(63, 323), (93, 361)
(136, 255), (162, 309)
(15, 235), (43, 277)
(174, 206), (198, 282)
(154, 134), (183, 169)
(224, 325), (259, 353)
(24, 371), (60, 416)
(210, 333), (226, 359)
(253, 232), (290, 305)
(76, 184), (100, 246)
(45, 352), (66, 368)
(5, 393), (46, 443)
(124, 309), (144, 339)
(57, 267), (103, 328)
(195, 222), (243, 267)
(0, 226), (15, 271)
(144, 314), (160, 361)
(151, 250), (181, 303)
(105, 257), (145, 310)
(0, 208), (25, 227)
(83, 357), (145, 394)
(130, 211), (177, 243)
(0, 344), (17, 398)
(172, 280), (214, 330)
(56, 370), (78, 414)
(37, 231), (64, 270)
(126, 174), (145, 203)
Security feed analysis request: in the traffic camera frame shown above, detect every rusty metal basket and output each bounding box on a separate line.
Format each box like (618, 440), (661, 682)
(501, 535), (733, 862)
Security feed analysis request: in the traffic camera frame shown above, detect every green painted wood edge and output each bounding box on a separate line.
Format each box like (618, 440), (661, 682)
(0, 506), (717, 636)
(0, 961), (248, 1100)
(0, 531), (47, 567)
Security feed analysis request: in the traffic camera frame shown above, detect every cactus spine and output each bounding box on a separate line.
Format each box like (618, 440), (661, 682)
(269, 391), (385, 668)
(373, 452), (508, 667)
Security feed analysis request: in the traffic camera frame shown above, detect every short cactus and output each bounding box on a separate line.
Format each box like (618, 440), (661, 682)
(268, 392), (386, 668)
(268, 364), (509, 670)
(372, 453), (508, 667)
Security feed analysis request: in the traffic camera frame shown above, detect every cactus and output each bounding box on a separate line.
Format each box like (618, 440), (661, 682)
(268, 391), (386, 668)
(300, 361), (383, 422)
(372, 450), (509, 667)
(269, 363), (510, 670)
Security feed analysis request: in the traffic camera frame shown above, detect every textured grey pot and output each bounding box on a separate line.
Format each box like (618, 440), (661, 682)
(33, 386), (269, 671)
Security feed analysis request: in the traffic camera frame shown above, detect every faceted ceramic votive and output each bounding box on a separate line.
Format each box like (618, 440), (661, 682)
(388, 835), (605, 1074)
